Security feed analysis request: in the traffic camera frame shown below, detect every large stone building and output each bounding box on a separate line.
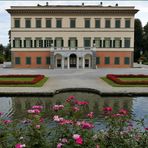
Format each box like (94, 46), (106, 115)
(6, 3), (138, 69)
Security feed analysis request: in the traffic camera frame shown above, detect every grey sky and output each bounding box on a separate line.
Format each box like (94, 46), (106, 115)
(0, 1), (148, 46)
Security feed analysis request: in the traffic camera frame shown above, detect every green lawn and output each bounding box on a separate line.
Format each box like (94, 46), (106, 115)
(0, 77), (34, 81)
(0, 77), (48, 87)
(119, 77), (148, 81)
(101, 77), (148, 87)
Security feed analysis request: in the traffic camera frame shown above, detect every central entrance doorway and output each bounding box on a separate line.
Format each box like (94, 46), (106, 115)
(70, 54), (77, 68)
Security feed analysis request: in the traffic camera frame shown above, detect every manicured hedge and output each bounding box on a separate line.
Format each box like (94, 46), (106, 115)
(106, 74), (148, 85)
(0, 75), (44, 85)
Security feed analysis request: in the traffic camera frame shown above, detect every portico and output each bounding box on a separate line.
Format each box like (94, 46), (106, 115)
(53, 51), (93, 69)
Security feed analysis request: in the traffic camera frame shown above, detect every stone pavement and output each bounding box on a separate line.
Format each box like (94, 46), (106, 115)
(0, 66), (148, 96)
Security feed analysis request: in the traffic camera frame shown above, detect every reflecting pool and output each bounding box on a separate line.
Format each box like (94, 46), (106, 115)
(0, 92), (148, 128)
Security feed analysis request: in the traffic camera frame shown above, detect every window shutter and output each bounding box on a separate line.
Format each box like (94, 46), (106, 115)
(34, 40), (36, 48)
(30, 40), (33, 48)
(68, 40), (70, 47)
(100, 40), (102, 48)
(113, 40), (115, 48)
(103, 40), (105, 48)
(24, 40), (26, 48)
(20, 40), (22, 48)
(13, 40), (15, 48)
(110, 40), (112, 48)
(62, 39), (64, 47)
(120, 40), (122, 48)
(76, 40), (78, 47)
(54, 40), (56, 47)
(44, 40), (47, 48)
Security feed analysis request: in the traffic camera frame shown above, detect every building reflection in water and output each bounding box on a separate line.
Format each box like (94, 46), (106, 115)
(10, 92), (133, 121)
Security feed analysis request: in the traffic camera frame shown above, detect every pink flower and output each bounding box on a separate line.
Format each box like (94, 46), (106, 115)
(73, 134), (83, 145)
(75, 100), (89, 105)
(3, 120), (12, 124)
(0, 112), (3, 116)
(81, 121), (94, 129)
(32, 105), (43, 110)
(87, 112), (94, 118)
(57, 143), (63, 148)
(96, 145), (100, 148)
(73, 134), (80, 140)
(119, 109), (128, 115)
(53, 105), (64, 111)
(53, 115), (64, 122)
(59, 119), (73, 125)
(15, 143), (26, 148)
(76, 137), (83, 145)
(60, 138), (68, 143)
(27, 109), (40, 114)
(66, 96), (75, 102)
(73, 107), (79, 112)
(103, 107), (112, 112)
(36, 125), (40, 129)
(145, 127), (148, 130)
(40, 117), (44, 123)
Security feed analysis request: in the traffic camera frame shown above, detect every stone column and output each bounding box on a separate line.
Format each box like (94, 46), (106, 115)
(62, 56), (64, 69)
(67, 56), (70, 69)
(82, 57), (85, 69)
(77, 56), (79, 69)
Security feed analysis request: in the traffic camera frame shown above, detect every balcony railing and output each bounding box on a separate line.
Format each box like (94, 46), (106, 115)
(51, 47), (92, 51)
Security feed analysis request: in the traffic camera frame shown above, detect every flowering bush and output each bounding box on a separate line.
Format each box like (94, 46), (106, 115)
(0, 74), (44, 85)
(0, 96), (148, 148)
(106, 74), (148, 85)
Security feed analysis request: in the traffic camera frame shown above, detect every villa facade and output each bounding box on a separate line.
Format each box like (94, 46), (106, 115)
(7, 3), (138, 69)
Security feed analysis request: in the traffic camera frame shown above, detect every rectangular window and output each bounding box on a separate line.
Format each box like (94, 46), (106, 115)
(115, 19), (120, 28)
(105, 57), (110, 64)
(46, 57), (50, 64)
(85, 19), (90, 28)
(114, 57), (120, 64)
(36, 19), (41, 28)
(25, 19), (31, 28)
(56, 19), (62, 28)
(124, 57), (130, 64)
(14, 19), (20, 28)
(114, 38), (121, 48)
(15, 57), (20, 64)
(44, 38), (53, 48)
(96, 57), (100, 64)
(95, 19), (100, 28)
(84, 38), (91, 48)
(26, 57), (31, 65)
(104, 38), (111, 48)
(124, 38), (130, 48)
(25, 38), (32, 48)
(55, 38), (63, 48)
(46, 19), (51, 28)
(35, 38), (43, 48)
(105, 19), (111, 28)
(14, 38), (21, 48)
(125, 19), (131, 28)
(70, 19), (76, 28)
(36, 57), (42, 64)
(94, 38), (102, 48)
(69, 38), (77, 48)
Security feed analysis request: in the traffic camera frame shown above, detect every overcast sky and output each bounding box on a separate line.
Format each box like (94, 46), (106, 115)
(0, 0), (148, 46)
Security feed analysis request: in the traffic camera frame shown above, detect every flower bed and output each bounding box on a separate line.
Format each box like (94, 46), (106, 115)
(106, 74), (148, 85)
(0, 74), (44, 85)
(0, 96), (148, 148)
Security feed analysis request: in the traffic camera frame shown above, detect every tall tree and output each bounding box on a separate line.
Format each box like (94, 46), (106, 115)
(134, 19), (143, 62)
(143, 22), (148, 55)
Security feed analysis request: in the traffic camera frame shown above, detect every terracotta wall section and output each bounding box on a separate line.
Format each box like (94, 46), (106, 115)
(96, 51), (133, 68)
(12, 51), (50, 68)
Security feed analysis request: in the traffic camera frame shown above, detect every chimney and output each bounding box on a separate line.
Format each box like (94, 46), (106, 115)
(46, 2), (48, 6)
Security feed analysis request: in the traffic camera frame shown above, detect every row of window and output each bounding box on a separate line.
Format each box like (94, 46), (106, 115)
(15, 57), (50, 65)
(14, 18), (131, 29)
(96, 57), (130, 65)
(13, 38), (131, 48)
